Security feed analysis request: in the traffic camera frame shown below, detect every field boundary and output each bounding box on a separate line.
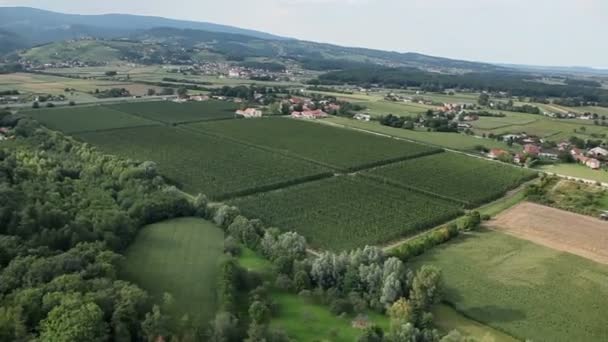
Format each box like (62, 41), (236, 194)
(71, 123), (161, 135)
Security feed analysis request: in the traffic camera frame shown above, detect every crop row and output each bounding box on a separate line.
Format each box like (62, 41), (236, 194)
(189, 118), (442, 171)
(366, 152), (537, 207)
(229, 175), (463, 251)
(107, 100), (238, 124)
(76, 126), (332, 199)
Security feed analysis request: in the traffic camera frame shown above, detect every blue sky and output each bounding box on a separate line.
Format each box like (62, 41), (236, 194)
(1, 0), (606, 68)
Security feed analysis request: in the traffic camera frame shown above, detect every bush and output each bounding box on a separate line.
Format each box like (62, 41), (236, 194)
(391, 224), (459, 261)
(329, 298), (353, 315)
(46, 102), (55, 108)
(32, 101), (39, 109)
(69, 101), (76, 106)
(224, 236), (241, 256)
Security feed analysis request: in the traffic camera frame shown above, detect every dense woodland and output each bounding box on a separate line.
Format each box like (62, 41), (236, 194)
(0, 115), (200, 341)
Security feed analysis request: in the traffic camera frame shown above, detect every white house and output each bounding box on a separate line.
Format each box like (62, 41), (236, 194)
(354, 113), (371, 122)
(588, 147), (608, 158)
(235, 108), (263, 118)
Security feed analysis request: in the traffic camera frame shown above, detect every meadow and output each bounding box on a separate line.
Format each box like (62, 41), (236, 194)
(368, 152), (537, 207)
(107, 100), (239, 124)
(412, 230), (608, 342)
(24, 105), (158, 133)
(537, 163), (608, 183)
(121, 217), (224, 325)
(322, 116), (516, 152)
(230, 175), (462, 250)
(76, 126), (331, 199)
(190, 118), (441, 171)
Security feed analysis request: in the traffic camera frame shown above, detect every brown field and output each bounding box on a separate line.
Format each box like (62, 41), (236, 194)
(488, 202), (608, 265)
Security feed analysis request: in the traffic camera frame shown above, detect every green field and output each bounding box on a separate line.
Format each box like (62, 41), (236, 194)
(107, 100), (239, 124)
(368, 152), (536, 207)
(322, 117), (516, 152)
(230, 175), (462, 250)
(412, 230), (608, 342)
(354, 100), (435, 116)
(190, 118), (441, 171)
(470, 112), (538, 130)
(76, 126), (331, 199)
(24, 106), (158, 133)
(537, 163), (608, 183)
(121, 218), (224, 325)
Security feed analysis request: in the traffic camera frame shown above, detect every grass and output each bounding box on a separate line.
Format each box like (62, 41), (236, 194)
(412, 229), (608, 342)
(24, 105), (158, 133)
(107, 100), (239, 124)
(432, 305), (518, 342)
(354, 100), (435, 116)
(536, 179), (608, 217)
(537, 163), (608, 183)
(230, 175), (462, 251)
(76, 126), (330, 199)
(121, 217), (224, 325)
(322, 116), (516, 152)
(367, 152), (536, 207)
(190, 118), (441, 171)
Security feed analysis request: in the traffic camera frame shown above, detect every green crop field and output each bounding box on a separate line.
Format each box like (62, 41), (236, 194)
(121, 218), (224, 325)
(107, 100), (239, 124)
(412, 230), (608, 342)
(24, 105), (158, 133)
(322, 117), (517, 152)
(354, 100), (436, 117)
(230, 176), (462, 250)
(367, 152), (537, 207)
(189, 118), (441, 171)
(76, 126), (331, 199)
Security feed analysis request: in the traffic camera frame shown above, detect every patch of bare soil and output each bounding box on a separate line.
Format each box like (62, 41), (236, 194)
(488, 202), (608, 265)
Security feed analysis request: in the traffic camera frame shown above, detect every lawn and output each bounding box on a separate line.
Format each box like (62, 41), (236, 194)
(230, 175), (462, 250)
(107, 100), (239, 124)
(121, 217), (224, 325)
(76, 126), (331, 199)
(24, 105), (158, 133)
(537, 163), (608, 183)
(190, 118), (441, 171)
(412, 229), (608, 342)
(322, 116), (516, 152)
(367, 152), (537, 207)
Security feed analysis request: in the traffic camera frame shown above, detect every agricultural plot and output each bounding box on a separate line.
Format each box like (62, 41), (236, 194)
(190, 118), (441, 171)
(470, 113), (538, 130)
(76, 126), (331, 199)
(412, 230), (608, 342)
(24, 105), (158, 133)
(107, 100), (238, 124)
(230, 176), (462, 250)
(367, 152), (536, 207)
(121, 218), (224, 326)
(474, 116), (608, 141)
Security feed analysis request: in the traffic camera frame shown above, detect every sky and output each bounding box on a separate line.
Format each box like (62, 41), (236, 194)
(1, 0), (606, 68)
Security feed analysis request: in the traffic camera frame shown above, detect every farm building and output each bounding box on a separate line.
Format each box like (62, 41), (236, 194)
(291, 109), (328, 119)
(588, 147), (608, 158)
(488, 148), (509, 159)
(354, 113), (371, 122)
(236, 108), (263, 118)
(524, 144), (541, 156)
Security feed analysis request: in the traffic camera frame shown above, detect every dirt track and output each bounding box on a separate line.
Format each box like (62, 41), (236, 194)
(488, 202), (608, 265)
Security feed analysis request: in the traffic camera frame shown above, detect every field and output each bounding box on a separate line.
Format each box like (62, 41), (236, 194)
(353, 99), (436, 116)
(23, 105), (158, 133)
(367, 152), (536, 207)
(322, 116), (516, 152)
(537, 163), (608, 184)
(121, 218), (224, 325)
(470, 112), (538, 130)
(412, 229), (608, 342)
(535, 179), (608, 217)
(76, 126), (331, 199)
(230, 175), (462, 250)
(489, 202), (608, 265)
(189, 118), (441, 171)
(107, 100), (239, 124)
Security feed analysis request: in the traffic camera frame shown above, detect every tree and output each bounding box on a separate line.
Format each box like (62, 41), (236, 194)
(358, 325), (384, 342)
(410, 266), (442, 312)
(478, 93), (490, 106)
(248, 301), (270, 324)
(380, 272), (403, 305)
(32, 101), (39, 109)
(388, 298), (413, 326)
(147, 88), (157, 96)
(40, 297), (108, 342)
(177, 87), (189, 98)
(0, 306), (27, 341)
(209, 311), (240, 342)
(105, 71), (118, 77)
(461, 211), (481, 231)
(141, 305), (170, 342)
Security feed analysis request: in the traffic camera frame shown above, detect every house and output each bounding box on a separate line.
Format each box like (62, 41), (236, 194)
(235, 108), (263, 118)
(513, 153), (526, 164)
(539, 152), (558, 160)
(354, 113), (371, 122)
(291, 109), (328, 119)
(588, 147), (608, 158)
(524, 144), (541, 156)
(571, 148), (584, 157)
(488, 148), (508, 159)
(463, 114), (479, 122)
(586, 158), (601, 170)
(190, 95), (209, 102)
(557, 142), (571, 151)
(0, 127), (9, 135)
(457, 123), (472, 130)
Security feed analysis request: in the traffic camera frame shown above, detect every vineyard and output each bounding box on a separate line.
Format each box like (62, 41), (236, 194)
(76, 126), (332, 199)
(367, 152), (537, 207)
(107, 100), (238, 124)
(189, 118), (442, 171)
(230, 175), (463, 250)
(24, 106), (158, 133)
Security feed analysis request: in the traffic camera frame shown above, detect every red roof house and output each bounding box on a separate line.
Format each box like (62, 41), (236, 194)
(524, 144), (541, 156)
